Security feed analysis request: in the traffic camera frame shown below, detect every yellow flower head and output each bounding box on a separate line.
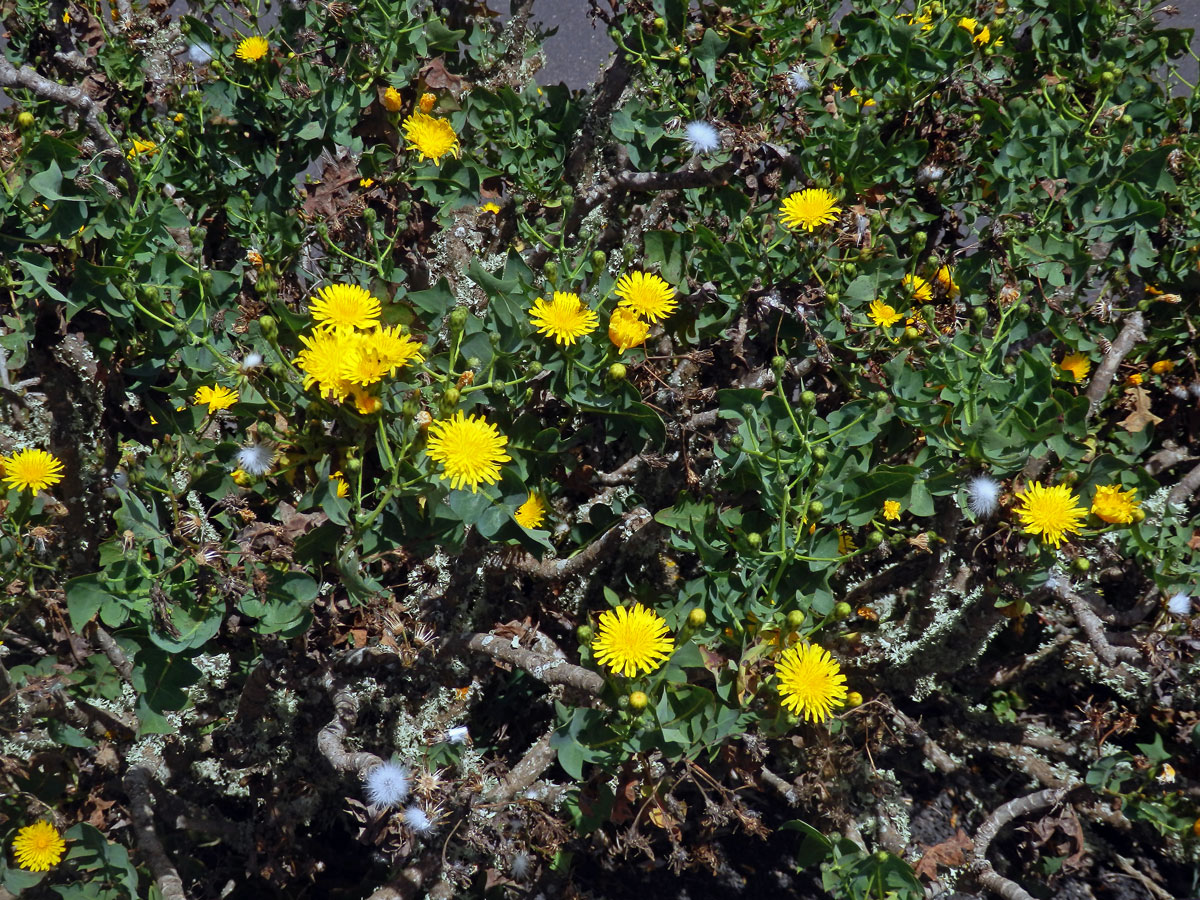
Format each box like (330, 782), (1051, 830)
(2, 449), (65, 495)
(350, 386), (383, 415)
(1058, 352), (1091, 382)
(1091, 484), (1139, 525)
(608, 307), (650, 353)
(401, 112), (461, 165)
(903, 273), (933, 303)
(591, 604), (675, 678)
(957, 16), (978, 33)
(1126, 372), (1143, 386)
(514, 493), (547, 529)
(613, 271), (677, 323)
(383, 86), (404, 112)
(1150, 359), (1174, 375)
(868, 298), (903, 328)
(359, 177), (375, 188)
(779, 188), (841, 232)
(341, 335), (392, 387)
(418, 92), (437, 113)
(934, 265), (960, 297)
(838, 529), (857, 555)
(295, 329), (353, 402)
(975, 24), (991, 44)
(11, 821), (66, 872)
(1013, 482), (1087, 548)
(882, 500), (901, 521)
(775, 643), (848, 724)
(127, 139), (158, 159)
(309, 284), (381, 331)
(528, 291), (599, 346)
(367, 324), (424, 373)
(235, 36), (270, 62)
(480, 201), (502, 215)
(425, 411), (511, 492)
(193, 384), (239, 413)
(331, 471), (350, 498)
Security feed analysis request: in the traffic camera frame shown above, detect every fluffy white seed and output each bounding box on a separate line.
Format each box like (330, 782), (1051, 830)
(965, 474), (1001, 517)
(445, 725), (469, 745)
(1167, 592), (1192, 616)
(403, 805), (432, 833)
(788, 64), (812, 92)
(510, 851), (533, 880)
(186, 42), (214, 65)
(683, 121), (720, 154)
(235, 443), (274, 476)
(240, 352), (264, 373)
(363, 761), (409, 809)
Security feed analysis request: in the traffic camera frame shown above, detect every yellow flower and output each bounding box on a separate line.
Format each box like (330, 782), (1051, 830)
(359, 177), (375, 188)
(383, 86), (404, 112)
(958, 16), (978, 33)
(11, 821), (66, 872)
(591, 604), (675, 677)
(882, 500), (901, 521)
(612, 271), (677, 323)
(838, 529), (857, 554)
(608, 307), (650, 353)
(331, 471), (350, 498)
(2, 449), (65, 495)
(514, 493), (547, 529)
(868, 299), (903, 328)
(235, 36), (270, 62)
(903, 273), (933, 303)
(1126, 372), (1143, 386)
(173, 112), (184, 124)
(127, 139), (158, 159)
(295, 329), (353, 401)
(308, 284), (381, 331)
(975, 24), (991, 44)
(350, 387), (382, 415)
(425, 411), (511, 492)
(246, 248), (263, 267)
(401, 112), (461, 165)
(418, 92), (437, 113)
(480, 201), (502, 215)
(775, 643), (848, 724)
(1091, 484), (1139, 525)
(847, 87), (875, 107)
(1013, 482), (1087, 548)
(1058, 352), (1091, 382)
(934, 265), (960, 297)
(528, 291), (599, 346)
(193, 384), (239, 413)
(366, 324), (424, 373)
(779, 188), (841, 232)
(1150, 359), (1174, 375)
(231, 469), (253, 486)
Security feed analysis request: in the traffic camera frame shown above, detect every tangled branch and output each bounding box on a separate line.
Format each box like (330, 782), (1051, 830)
(124, 767), (190, 900)
(971, 787), (1068, 900)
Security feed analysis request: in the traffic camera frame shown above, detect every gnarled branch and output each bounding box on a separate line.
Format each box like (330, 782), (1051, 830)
(1085, 311), (1145, 418)
(125, 767), (190, 900)
(456, 632), (603, 695)
(971, 787), (1068, 900)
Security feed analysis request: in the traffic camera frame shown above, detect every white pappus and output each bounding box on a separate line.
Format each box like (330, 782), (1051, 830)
(444, 725), (469, 745)
(363, 761), (410, 809)
(965, 474), (1002, 518)
(403, 804), (433, 833)
(683, 121), (720, 155)
(234, 442), (275, 476)
(1167, 591), (1192, 616)
(787, 64), (812, 92)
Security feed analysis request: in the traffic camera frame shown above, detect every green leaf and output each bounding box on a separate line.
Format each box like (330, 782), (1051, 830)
(65, 575), (113, 631)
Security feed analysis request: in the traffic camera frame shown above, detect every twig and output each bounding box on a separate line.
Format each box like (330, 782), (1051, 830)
(499, 506), (653, 579)
(456, 633), (603, 695)
(593, 455), (644, 485)
(1112, 854), (1174, 900)
(887, 704), (956, 773)
(93, 624), (134, 683)
(124, 767), (190, 900)
(482, 729), (557, 802)
(971, 788), (1068, 900)
(1055, 584), (1141, 666)
(759, 766), (797, 804)
(1085, 311), (1145, 419)
(612, 161), (736, 192)
(315, 677), (384, 775)
(1143, 440), (1195, 476)
(1167, 460), (1200, 511)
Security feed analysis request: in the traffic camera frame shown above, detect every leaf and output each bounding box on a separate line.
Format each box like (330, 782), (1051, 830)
(913, 829), (972, 881)
(65, 575), (113, 631)
(1118, 386), (1162, 433)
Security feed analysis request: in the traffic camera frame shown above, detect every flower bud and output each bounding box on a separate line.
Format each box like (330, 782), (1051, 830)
(845, 691), (864, 708)
(807, 500), (824, 517)
(17, 111), (35, 129)
(1072, 557), (1091, 573)
(799, 390), (817, 408)
(745, 532), (762, 549)
(258, 315), (278, 340)
(786, 610), (805, 630)
(687, 608), (707, 628)
(442, 386), (460, 406)
(542, 260), (558, 285)
(833, 601), (853, 620)
(608, 363), (627, 381)
(771, 355), (786, 374)
(576, 624), (593, 643)
(729, 433), (743, 449)
(629, 691), (649, 712)
(592, 250), (607, 271)
(911, 231), (927, 251)
(527, 360), (543, 376)
(811, 445), (828, 462)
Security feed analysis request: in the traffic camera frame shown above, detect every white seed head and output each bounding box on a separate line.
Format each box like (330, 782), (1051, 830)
(445, 725), (469, 745)
(1167, 592), (1192, 616)
(240, 352), (264, 373)
(403, 804), (433, 833)
(787, 64), (812, 92)
(683, 121), (720, 155)
(186, 42), (214, 65)
(510, 851), (533, 880)
(1169, 384), (1189, 400)
(363, 761), (410, 809)
(235, 443), (275, 476)
(965, 474), (1001, 517)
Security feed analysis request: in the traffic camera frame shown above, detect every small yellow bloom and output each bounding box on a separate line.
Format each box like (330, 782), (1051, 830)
(309, 284), (381, 331)
(528, 291), (599, 346)
(173, 112), (184, 124)
(1150, 360), (1174, 375)
(779, 188), (841, 232)
(425, 411), (511, 492)
(401, 112), (461, 165)
(359, 177), (375, 188)
(975, 24), (991, 44)
(608, 307), (650, 353)
(612, 271), (677, 323)
(418, 92), (436, 113)
(934, 265), (960, 297)
(382, 86), (404, 112)
(1013, 482), (1087, 548)
(193, 384), (239, 413)
(235, 36), (270, 62)
(480, 201), (502, 215)
(514, 493), (547, 529)
(903, 274), (933, 303)
(1058, 352), (1091, 382)
(1091, 484), (1139, 525)
(838, 529), (857, 554)
(127, 139), (158, 159)
(11, 821), (66, 872)
(62, 9), (70, 22)
(882, 500), (901, 521)
(958, 16), (978, 33)
(868, 299), (903, 328)
(775, 643), (848, 724)
(231, 469), (253, 486)
(331, 471), (350, 498)
(1125, 372), (1143, 386)
(1, 449), (65, 495)
(246, 248), (264, 267)
(591, 604), (675, 677)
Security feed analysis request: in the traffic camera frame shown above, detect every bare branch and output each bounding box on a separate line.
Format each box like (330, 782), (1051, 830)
(887, 703), (957, 773)
(1085, 311), (1145, 418)
(500, 506), (653, 580)
(971, 788), (1068, 900)
(482, 729), (557, 802)
(124, 767), (190, 900)
(93, 624), (134, 683)
(593, 455), (644, 485)
(612, 161), (736, 192)
(456, 632), (603, 695)
(316, 677), (384, 775)
(1167, 460), (1200, 511)
(1055, 584), (1142, 667)
(1144, 440), (1196, 476)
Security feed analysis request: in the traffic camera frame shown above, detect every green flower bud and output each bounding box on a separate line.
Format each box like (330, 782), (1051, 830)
(608, 363), (627, 381)
(629, 691), (649, 712)
(799, 390), (817, 408)
(17, 111), (35, 129)
(971, 306), (988, 324)
(489, 332), (501, 347)
(811, 445), (828, 462)
(139, 284), (160, 303)
(269, 361), (287, 377)
(449, 307), (469, 331)
(687, 608), (707, 628)
(677, 54), (690, 69)
(911, 231), (927, 251)
(786, 610), (805, 630)
(746, 532), (762, 549)
(833, 601), (853, 620)
(542, 259), (558, 285)
(465, 357), (481, 370)
(259, 315), (278, 340)
(343, 456), (361, 473)
(807, 500), (824, 518)
(740, 403), (755, 418)
(363, 207), (377, 226)
(119, 281), (137, 301)
(577, 624), (593, 644)
(1072, 557), (1091, 573)
(199, 270), (213, 289)
(771, 355), (786, 374)
(1015, 302), (1031, 317)
(872, 390), (889, 406)
(527, 360), (543, 376)
(866, 530), (884, 547)
(442, 386), (460, 406)
(592, 250), (607, 271)
(652, 16), (665, 30)
(729, 433), (744, 449)
(209, 59), (225, 75)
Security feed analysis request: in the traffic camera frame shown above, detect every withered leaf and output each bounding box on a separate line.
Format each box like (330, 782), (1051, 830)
(420, 58), (464, 97)
(914, 829), (973, 881)
(1118, 386), (1162, 433)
